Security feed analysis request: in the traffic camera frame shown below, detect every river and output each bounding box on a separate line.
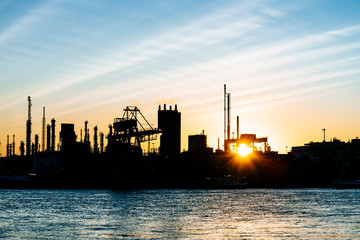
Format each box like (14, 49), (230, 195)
(0, 189), (359, 239)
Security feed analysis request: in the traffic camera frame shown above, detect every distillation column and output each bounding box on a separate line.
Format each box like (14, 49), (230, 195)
(100, 132), (104, 153)
(12, 134), (15, 156)
(51, 119), (56, 151)
(84, 121), (88, 143)
(93, 126), (98, 153)
(47, 124), (51, 151)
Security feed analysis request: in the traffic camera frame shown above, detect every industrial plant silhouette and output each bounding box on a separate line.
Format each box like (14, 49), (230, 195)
(0, 85), (359, 189)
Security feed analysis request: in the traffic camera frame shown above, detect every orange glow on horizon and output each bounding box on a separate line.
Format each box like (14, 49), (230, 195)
(237, 144), (253, 157)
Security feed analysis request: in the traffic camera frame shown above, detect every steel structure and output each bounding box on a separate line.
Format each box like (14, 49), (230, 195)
(109, 106), (160, 152)
(223, 86), (269, 153)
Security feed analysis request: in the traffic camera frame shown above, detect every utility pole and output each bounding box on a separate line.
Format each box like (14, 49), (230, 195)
(322, 128), (326, 142)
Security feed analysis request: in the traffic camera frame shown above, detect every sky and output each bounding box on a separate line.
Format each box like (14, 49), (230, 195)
(0, 0), (360, 156)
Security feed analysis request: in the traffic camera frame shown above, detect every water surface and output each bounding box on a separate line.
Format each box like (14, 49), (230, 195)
(0, 189), (359, 239)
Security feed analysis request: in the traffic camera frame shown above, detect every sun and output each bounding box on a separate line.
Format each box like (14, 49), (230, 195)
(237, 144), (253, 157)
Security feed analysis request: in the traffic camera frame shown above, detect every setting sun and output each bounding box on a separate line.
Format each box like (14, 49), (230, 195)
(238, 144), (253, 157)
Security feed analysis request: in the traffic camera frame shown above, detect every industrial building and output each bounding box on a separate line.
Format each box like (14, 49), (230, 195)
(59, 123), (76, 150)
(290, 138), (360, 182)
(223, 84), (269, 154)
(1, 90), (359, 189)
(158, 104), (181, 159)
(188, 131), (213, 153)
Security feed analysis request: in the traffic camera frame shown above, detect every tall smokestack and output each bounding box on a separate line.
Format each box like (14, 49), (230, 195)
(100, 132), (104, 153)
(42, 107), (45, 152)
(51, 119), (56, 151)
(26, 96), (32, 156)
(6, 135), (9, 157)
(47, 124), (51, 151)
(34, 134), (39, 154)
(20, 141), (25, 156)
(84, 121), (88, 143)
(227, 93), (231, 141)
(12, 134), (15, 156)
(237, 116), (239, 139)
(93, 126), (98, 153)
(224, 84), (226, 147)
(108, 124), (113, 137)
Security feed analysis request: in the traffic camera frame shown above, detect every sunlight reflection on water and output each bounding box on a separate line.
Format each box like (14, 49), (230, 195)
(0, 189), (359, 239)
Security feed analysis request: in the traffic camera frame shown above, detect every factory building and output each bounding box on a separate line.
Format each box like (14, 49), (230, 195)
(290, 138), (360, 182)
(188, 131), (214, 154)
(60, 123), (76, 150)
(188, 134), (206, 152)
(158, 104), (181, 159)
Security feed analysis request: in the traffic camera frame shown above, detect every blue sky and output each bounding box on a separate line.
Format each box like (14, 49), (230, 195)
(1, 0), (360, 155)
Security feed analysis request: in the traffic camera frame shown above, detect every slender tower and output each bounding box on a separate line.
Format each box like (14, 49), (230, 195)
(237, 116), (239, 139)
(51, 119), (56, 151)
(26, 96), (32, 156)
(84, 121), (88, 143)
(42, 107), (45, 152)
(6, 135), (9, 157)
(46, 124), (51, 151)
(20, 141), (25, 156)
(93, 126), (98, 153)
(99, 132), (104, 153)
(34, 134), (39, 154)
(227, 93), (231, 141)
(224, 84), (226, 149)
(12, 134), (15, 156)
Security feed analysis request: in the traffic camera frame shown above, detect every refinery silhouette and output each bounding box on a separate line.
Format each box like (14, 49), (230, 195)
(0, 85), (359, 189)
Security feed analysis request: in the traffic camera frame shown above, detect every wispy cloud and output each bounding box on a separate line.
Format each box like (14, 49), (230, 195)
(36, 19), (360, 119)
(1, 2), (359, 114)
(1, 1), (278, 104)
(0, 1), (58, 46)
